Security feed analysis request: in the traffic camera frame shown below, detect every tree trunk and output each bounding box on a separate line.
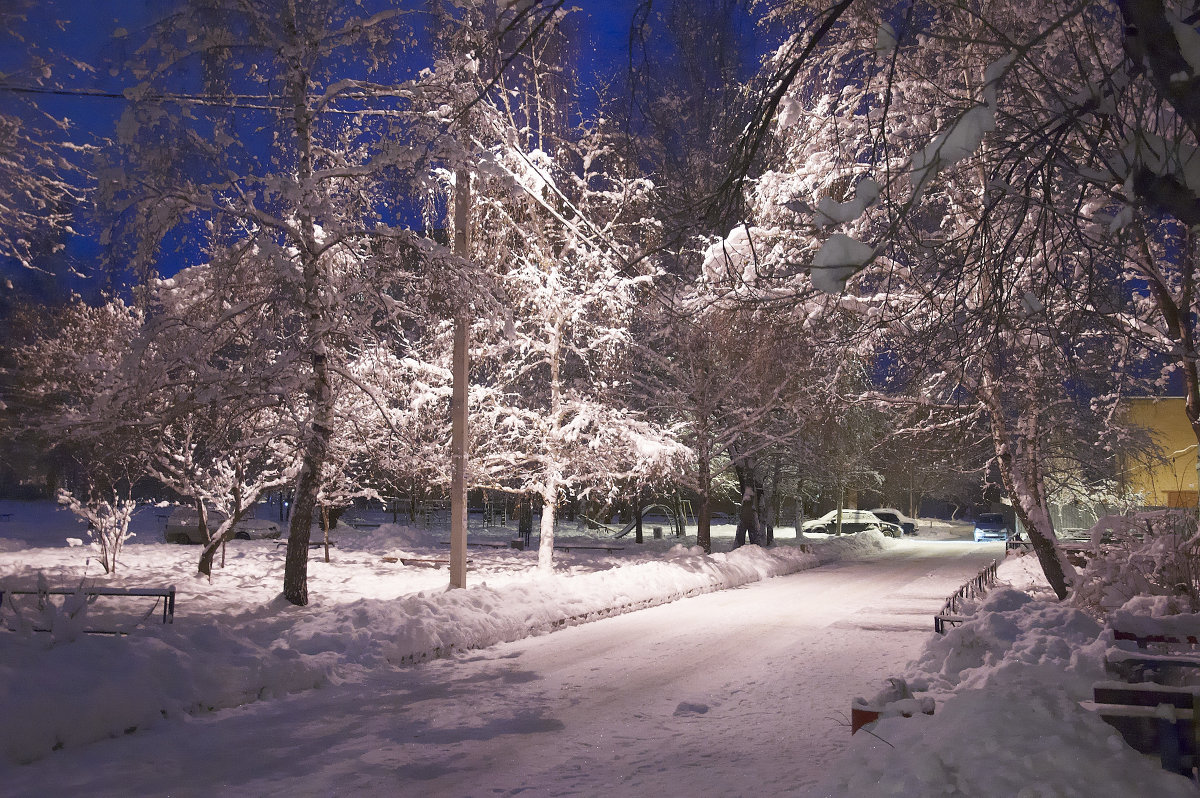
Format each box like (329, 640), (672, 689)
(836, 485), (845, 535)
(199, 481), (258, 577)
(195, 498), (209, 545)
(634, 493), (643, 544)
(278, 33), (330, 607)
(537, 480), (558, 570)
(763, 457), (780, 545)
(982, 387), (1073, 599)
(198, 529), (228, 577)
(795, 473), (806, 538)
(673, 489), (685, 536)
(321, 506), (331, 564)
(697, 453), (712, 554)
(735, 485), (760, 547)
(519, 495), (533, 546)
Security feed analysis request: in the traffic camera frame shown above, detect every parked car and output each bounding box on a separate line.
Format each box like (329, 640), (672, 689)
(164, 506), (281, 544)
(972, 512), (1011, 543)
(801, 509), (902, 537)
(868, 508), (917, 536)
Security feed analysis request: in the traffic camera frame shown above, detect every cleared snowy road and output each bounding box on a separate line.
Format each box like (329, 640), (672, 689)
(4, 540), (999, 797)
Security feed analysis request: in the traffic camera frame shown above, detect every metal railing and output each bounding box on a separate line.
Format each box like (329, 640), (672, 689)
(934, 559), (999, 634)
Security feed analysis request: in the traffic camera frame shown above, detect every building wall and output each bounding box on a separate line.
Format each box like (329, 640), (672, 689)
(1124, 397), (1198, 507)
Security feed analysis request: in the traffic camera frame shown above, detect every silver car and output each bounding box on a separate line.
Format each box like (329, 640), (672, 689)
(164, 506), (281, 544)
(801, 509), (902, 537)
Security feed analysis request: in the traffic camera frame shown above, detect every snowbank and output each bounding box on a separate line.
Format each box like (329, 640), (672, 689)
(812, 572), (1199, 796)
(0, 523), (889, 765)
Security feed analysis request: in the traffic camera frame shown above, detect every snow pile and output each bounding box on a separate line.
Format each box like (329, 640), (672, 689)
(812, 579), (1199, 796)
(910, 105), (995, 196)
(875, 22), (897, 56)
(911, 587), (1107, 693)
(776, 94), (802, 130)
(0, 525), (837, 766)
(811, 233), (874, 294)
(0, 616), (328, 765)
(701, 224), (758, 284)
(826, 669), (1197, 798)
(1109, 605), (1200, 638)
(814, 177), (879, 228)
(284, 542), (824, 671)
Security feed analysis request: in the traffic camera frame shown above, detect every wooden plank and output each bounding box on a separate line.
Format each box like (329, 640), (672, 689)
(1081, 700), (1197, 759)
(398, 558), (473, 567)
(1104, 653), (1200, 683)
(1094, 681), (1200, 709)
(555, 545), (625, 553)
(1114, 629), (1200, 648)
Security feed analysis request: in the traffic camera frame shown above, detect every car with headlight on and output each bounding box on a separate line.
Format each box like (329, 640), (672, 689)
(164, 506), (281, 544)
(801, 509), (902, 537)
(972, 512), (1011, 543)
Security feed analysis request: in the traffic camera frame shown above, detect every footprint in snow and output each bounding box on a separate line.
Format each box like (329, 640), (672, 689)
(674, 702), (709, 716)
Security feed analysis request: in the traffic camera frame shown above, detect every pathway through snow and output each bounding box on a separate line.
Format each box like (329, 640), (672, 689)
(3, 541), (994, 797)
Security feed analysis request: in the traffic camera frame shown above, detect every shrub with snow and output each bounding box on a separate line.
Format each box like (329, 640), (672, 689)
(1071, 509), (1200, 614)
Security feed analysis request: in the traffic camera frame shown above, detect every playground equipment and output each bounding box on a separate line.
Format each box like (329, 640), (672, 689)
(585, 503), (685, 539)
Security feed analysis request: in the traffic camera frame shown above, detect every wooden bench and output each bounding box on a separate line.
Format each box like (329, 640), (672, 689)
(1082, 681), (1200, 775)
(438, 540), (510, 549)
(391, 557), (473, 568)
(348, 521), (381, 530)
(555, 544), (625, 553)
(275, 540), (336, 549)
(0, 585), (176, 629)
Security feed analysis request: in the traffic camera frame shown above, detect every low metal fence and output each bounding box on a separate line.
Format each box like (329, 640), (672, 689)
(934, 559), (999, 634)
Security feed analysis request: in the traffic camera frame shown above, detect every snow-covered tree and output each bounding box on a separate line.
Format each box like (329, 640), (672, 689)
(462, 105), (689, 569)
(6, 297), (151, 572)
(0, 0), (87, 273)
(723, 0), (1160, 596)
(106, 0), (507, 604)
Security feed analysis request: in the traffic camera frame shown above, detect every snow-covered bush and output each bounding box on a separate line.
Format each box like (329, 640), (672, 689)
(56, 488), (137, 575)
(1071, 510), (1200, 615)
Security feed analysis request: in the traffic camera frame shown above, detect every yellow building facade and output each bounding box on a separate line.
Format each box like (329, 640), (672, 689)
(1124, 397), (1198, 508)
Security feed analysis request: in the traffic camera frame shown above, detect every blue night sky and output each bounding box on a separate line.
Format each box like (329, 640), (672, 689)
(0, 1), (654, 299)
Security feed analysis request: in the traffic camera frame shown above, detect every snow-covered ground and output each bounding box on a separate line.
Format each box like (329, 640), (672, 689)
(2, 500), (1192, 796)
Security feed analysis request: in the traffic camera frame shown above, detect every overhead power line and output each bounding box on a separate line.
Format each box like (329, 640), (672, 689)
(0, 83), (412, 115)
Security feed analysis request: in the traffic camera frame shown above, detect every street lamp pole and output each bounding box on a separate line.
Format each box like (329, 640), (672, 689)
(450, 170), (470, 589)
